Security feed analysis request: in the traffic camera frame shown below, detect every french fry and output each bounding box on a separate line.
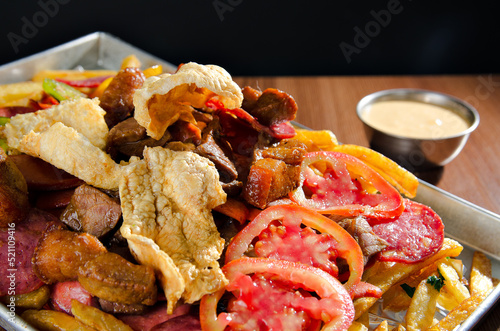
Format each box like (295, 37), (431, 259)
(21, 309), (96, 331)
(71, 299), (133, 331)
(0, 285), (50, 309)
(428, 292), (488, 331)
(0, 81), (44, 107)
(32, 69), (117, 82)
(437, 285), (462, 311)
(120, 54), (141, 69)
(470, 251), (494, 296)
(348, 321), (368, 331)
(437, 260), (470, 303)
(354, 238), (463, 319)
(383, 258), (446, 312)
(293, 128), (339, 152)
(393, 324), (407, 331)
(143, 65), (163, 78)
(333, 144), (418, 198)
(405, 279), (440, 331)
(372, 320), (388, 331)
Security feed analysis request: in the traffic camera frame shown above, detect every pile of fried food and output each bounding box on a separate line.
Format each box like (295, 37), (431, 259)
(0, 55), (497, 331)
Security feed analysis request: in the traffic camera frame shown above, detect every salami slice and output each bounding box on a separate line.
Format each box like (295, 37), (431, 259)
(369, 199), (445, 263)
(0, 208), (60, 296)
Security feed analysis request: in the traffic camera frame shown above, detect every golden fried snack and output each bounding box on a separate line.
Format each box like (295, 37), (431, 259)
(5, 97), (108, 150)
(333, 144), (418, 198)
(133, 62), (243, 139)
(33, 228), (107, 283)
(17, 122), (122, 190)
(120, 147), (227, 313)
(22, 309), (96, 331)
(470, 251), (494, 296)
(78, 252), (157, 306)
(0, 81), (43, 107)
(0, 148), (29, 227)
(354, 238), (463, 319)
(0, 285), (50, 310)
(71, 299), (134, 331)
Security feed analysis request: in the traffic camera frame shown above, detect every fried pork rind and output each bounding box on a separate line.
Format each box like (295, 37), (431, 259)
(120, 147), (228, 313)
(5, 97), (108, 150)
(133, 62), (243, 140)
(17, 122), (122, 190)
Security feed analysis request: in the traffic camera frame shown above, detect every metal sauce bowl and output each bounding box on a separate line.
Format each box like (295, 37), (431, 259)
(356, 89), (480, 173)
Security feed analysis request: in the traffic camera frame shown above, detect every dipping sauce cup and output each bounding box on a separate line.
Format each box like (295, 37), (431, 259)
(356, 89), (480, 174)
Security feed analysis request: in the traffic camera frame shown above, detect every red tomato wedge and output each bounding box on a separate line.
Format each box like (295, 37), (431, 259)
(290, 151), (404, 218)
(368, 199), (445, 263)
(199, 257), (354, 331)
(225, 205), (364, 294)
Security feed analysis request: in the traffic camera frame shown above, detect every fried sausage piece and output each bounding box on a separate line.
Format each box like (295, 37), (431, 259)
(78, 252), (157, 306)
(0, 148), (29, 227)
(101, 67), (146, 128)
(33, 228), (107, 284)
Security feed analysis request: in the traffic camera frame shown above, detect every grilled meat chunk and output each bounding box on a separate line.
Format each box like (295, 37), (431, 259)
(337, 216), (389, 264)
(106, 117), (171, 159)
(241, 87), (297, 127)
(60, 184), (122, 238)
(101, 67), (146, 128)
(243, 158), (301, 209)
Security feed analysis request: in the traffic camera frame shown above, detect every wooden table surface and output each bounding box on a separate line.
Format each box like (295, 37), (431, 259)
(234, 75), (500, 330)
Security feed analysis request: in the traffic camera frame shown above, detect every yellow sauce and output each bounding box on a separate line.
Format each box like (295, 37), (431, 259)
(361, 100), (470, 139)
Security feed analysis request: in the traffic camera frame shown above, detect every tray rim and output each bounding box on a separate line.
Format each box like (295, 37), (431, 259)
(1, 32), (499, 331)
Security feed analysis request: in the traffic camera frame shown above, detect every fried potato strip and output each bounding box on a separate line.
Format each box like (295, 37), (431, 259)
(354, 238), (463, 319)
(405, 280), (440, 331)
(71, 299), (133, 331)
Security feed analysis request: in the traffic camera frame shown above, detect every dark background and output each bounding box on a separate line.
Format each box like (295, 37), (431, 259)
(1, 0), (499, 76)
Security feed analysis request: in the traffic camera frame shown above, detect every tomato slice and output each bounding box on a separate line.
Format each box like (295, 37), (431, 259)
(368, 199), (445, 263)
(225, 205), (364, 294)
(199, 257), (354, 331)
(290, 151), (404, 219)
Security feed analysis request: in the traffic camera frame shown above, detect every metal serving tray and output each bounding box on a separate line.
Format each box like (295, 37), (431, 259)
(1, 32), (499, 331)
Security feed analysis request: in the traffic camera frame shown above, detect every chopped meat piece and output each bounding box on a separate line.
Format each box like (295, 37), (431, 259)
(241, 87), (297, 127)
(60, 184), (122, 238)
(78, 252), (157, 306)
(337, 216), (389, 264)
(241, 86), (262, 110)
(242, 158), (301, 209)
(221, 179), (243, 196)
(101, 67), (146, 128)
(0, 148), (29, 226)
(33, 228), (107, 284)
(106, 117), (171, 159)
(169, 120), (202, 145)
(119, 147), (227, 313)
(0, 208), (60, 296)
(254, 138), (307, 165)
(99, 298), (146, 315)
(164, 141), (195, 152)
(195, 133), (238, 183)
